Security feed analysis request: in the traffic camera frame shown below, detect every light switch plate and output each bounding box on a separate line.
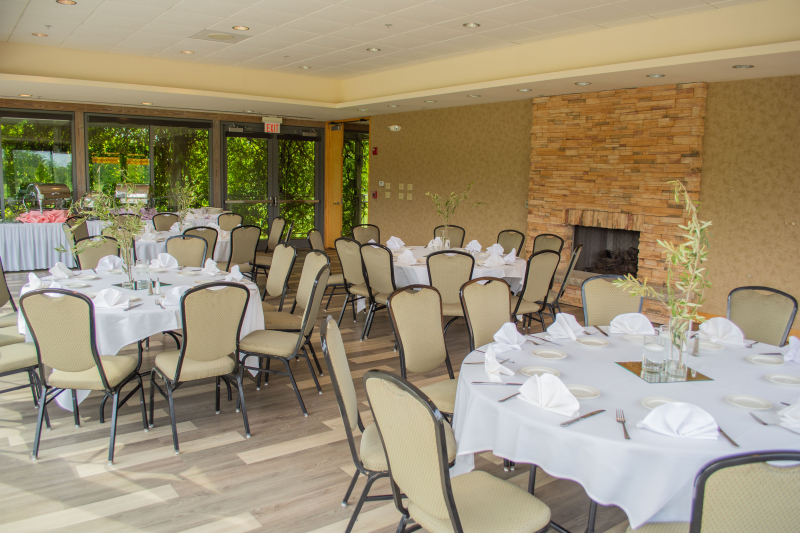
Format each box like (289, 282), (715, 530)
(385, 182), (391, 189)
(407, 193), (412, 201)
(398, 183), (404, 190)
(378, 181), (385, 187)
(398, 192), (404, 200)
(407, 184), (412, 191)
(385, 191), (391, 199)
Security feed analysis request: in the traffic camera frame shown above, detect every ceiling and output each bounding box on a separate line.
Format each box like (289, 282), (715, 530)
(1, 0), (765, 79)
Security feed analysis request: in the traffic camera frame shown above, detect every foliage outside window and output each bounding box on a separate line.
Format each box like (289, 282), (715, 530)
(279, 138), (315, 239)
(226, 136), (269, 232)
(342, 138), (369, 237)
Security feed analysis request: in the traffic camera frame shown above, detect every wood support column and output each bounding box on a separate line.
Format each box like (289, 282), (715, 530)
(73, 110), (87, 197)
(324, 123), (344, 248)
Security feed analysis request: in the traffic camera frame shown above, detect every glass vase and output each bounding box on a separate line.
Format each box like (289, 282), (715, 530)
(665, 316), (690, 377)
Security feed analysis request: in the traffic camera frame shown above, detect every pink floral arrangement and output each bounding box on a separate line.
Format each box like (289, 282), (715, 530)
(16, 210), (69, 224)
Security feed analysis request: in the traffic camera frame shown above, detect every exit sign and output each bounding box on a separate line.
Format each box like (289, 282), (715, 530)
(264, 122), (280, 134)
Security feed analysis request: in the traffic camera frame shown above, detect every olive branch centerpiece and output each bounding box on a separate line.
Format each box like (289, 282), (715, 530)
(170, 179), (198, 231)
(425, 182), (483, 245)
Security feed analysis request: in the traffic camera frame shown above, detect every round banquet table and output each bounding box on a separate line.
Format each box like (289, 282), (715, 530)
(86, 216), (219, 237)
(17, 267), (264, 410)
(133, 231), (231, 263)
(451, 333), (800, 529)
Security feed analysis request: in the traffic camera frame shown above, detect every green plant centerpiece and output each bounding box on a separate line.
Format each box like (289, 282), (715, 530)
(170, 179), (198, 232)
(425, 182), (482, 248)
(613, 180), (711, 376)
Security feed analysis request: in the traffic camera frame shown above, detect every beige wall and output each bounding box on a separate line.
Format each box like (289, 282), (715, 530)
(368, 101), (531, 248)
(700, 75), (800, 326)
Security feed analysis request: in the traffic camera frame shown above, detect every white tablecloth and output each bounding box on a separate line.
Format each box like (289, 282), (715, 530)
(452, 333), (800, 528)
(0, 222), (77, 271)
(134, 232), (231, 263)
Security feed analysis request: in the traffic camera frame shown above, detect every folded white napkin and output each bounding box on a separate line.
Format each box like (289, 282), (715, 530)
(698, 317), (745, 346)
(163, 285), (191, 307)
(201, 258), (220, 276)
(96, 255), (123, 272)
(777, 401), (800, 430)
(225, 265), (243, 282)
(49, 262), (74, 280)
(208, 223), (230, 240)
(368, 239), (376, 243)
(609, 313), (655, 335)
(518, 374), (580, 417)
(504, 248), (517, 264)
(482, 253), (505, 267)
(93, 288), (130, 309)
(781, 336), (800, 364)
(169, 222), (181, 232)
(396, 250), (416, 265)
(484, 344), (516, 382)
(427, 236), (442, 249)
(184, 212), (196, 221)
(465, 240), (482, 253)
(546, 313), (585, 340)
(636, 402), (718, 439)
(27, 272), (42, 290)
(150, 253), (179, 269)
(190, 208), (207, 217)
(486, 243), (505, 254)
(386, 236), (405, 250)
(138, 231), (157, 242)
(492, 322), (526, 353)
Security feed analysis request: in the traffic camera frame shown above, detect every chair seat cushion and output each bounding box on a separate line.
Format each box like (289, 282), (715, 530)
(627, 523), (689, 533)
(239, 330), (301, 357)
(263, 311), (302, 331)
(0, 326), (25, 347)
(0, 342), (38, 373)
(409, 470), (551, 533)
(217, 262), (253, 274)
(0, 311), (18, 328)
(441, 302), (464, 317)
(349, 284), (370, 298)
(155, 350), (235, 382)
(262, 301), (277, 313)
(374, 293), (391, 306)
(511, 295), (544, 315)
(360, 419), (459, 472)
(254, 252), (272, 267)
(420, 378), (457, 414)
(328, 273), (344, 286)
(49, 355), (137, 391)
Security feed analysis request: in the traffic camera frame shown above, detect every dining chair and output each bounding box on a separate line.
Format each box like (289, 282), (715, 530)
(427, 250), (474, 338)
(253, 216), (287, 280)
(335, 237), (368, 326)
(152, 212), (179, 231)
(627, 451), (800, 533)
(184, 226), (218, 262)
(0, 255), (19, 329)
(261, 243), (296, 314)
(542, 244), (583, 324)
(532, 233), (565, 255)
(512, 250), (561, 332)
(217, 212), (243, 232)
(237, 258), (330, 417)
(364, 370), (552, 533)
(360, 242), (397, 341)
(351, 224), (380, 244)
(307, 228), (324, 250)
(166, 234), (207, 268)
(581, 274), (643, 326)
(460, 277), (512, 352)
(20, 289), (147, 464)
(388, 285), (457, 416)
(149, 283), (250, 451)
(498, 229), (525, 255)
(434, 225), (466, 248)
(727, 286), (798, 346)
(75, 236), (120, 270)
(219, 225), (261, 280)
(309, 228), (347, 310)
(63, 216), (90, 244)
(116, 213), (141, 227)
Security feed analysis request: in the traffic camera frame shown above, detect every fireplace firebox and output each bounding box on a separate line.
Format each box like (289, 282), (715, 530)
(573, 226), (640, 277)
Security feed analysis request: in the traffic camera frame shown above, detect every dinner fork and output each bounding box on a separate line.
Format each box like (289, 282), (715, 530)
(749, 412), (800, 436)
(616, 409), (630, 440)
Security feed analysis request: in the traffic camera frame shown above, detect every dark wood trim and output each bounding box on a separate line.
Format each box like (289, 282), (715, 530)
(73, 111), (87, 197)
(211, 119), (222, 208)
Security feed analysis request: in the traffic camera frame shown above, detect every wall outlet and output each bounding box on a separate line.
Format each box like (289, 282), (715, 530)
(398, 183), (404, 190)
(385, 182), (391, 189)
(378, 181), (385, 187)
(385, 191), (391, 199)
(398, 192), (404, 200)
(407, 193), (412, 201)
(407, 184), (412, 191)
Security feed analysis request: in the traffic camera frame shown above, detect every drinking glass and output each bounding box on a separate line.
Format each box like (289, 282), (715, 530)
(642, 334), (666, 373)
(135, 260), (149, 281)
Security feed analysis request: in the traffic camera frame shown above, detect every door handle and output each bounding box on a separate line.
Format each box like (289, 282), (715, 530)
(333, 202), (340, 205)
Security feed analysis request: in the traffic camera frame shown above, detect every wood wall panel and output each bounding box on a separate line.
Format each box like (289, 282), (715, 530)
(324, 123), (343, 248)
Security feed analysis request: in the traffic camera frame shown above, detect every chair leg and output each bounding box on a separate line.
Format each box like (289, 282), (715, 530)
(360, 303), (374, 341)
(148, 370), (156, 428)
(107, 391), (120, 465)
(283, 358), (308, 416)
(264, 357), (271, 385)
(31, 385), (48, 461)
(585, 500), (598, 533)
(342, 470), (360, 506)
(344, 473), (380, 533)
(528, 464), (537, 495)
(165, 331), (181, 348)
(306, 338), (323, 376)
(443, 317), (459, 337)
(236, 368), (250, 438)
(136, 374), (148, 431)
(215, 377), (221, 414)
(27, 371), (38, 408)
(302, 348), (322, 395)
(325, 286), (334, 311)
(224, 377), (232, 401)
(99, 393), (108, 424)
(71, 389), (81, 428)
(255, 356), (264, 390)
(365, 304), (378, 338)
(338, 294), (350, 326)
(351, 297), (357, 322)
(166, 382), (180, 454)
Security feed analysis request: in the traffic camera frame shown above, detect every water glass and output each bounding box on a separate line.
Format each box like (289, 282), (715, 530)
(642, 334), (666, 373)
(135, 260), (149, 281)
(443, 239), (451, 250)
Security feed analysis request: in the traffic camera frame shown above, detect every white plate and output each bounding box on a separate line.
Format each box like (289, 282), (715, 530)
(725, 394), (773, 410)
(149, 267), (165, 273)
(520, 366), (561, 377)
(577, 337), (609, 347)
(84, 292), (97, 298)
(106, 269), (123, 274)
(699, 341), (724, 351)
(531, 348), (567, 360)
(566, 384), (601, 400)
(75, 274), (99, 280)
(746, 354), (784, 366)
(641, 396), (678, 410)
(65, 283), (90, 288)
(178, 271), (199, 276)
(623, 334), (645, 343)
(129, 296), (141, 302)
(765, 374), (800, 386)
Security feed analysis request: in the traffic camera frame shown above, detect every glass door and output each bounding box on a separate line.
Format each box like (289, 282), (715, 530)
(342, 132), (369, 237)
(225, 131), (272, 231)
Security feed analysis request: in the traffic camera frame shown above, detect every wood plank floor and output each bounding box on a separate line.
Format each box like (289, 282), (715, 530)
(0, 252), (630, 533)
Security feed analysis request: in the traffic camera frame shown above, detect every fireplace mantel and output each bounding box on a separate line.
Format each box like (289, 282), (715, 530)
(565, 209), (644, 232)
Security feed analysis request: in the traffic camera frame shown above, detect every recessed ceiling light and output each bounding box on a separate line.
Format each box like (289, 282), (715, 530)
(56, 0), (77, 4)
(733, 64), (754, 69)
(518, 88), (532, 92)
(181, 50), (194, 54)
(19, 94), (32, 97)
(647, 74), (665, 78)
(366, 47), (381, 52)
(244, 110), (255, 113)
(299, 65), (311, 69)
(232, 26), (249, 31)
(141, 102), (153, 106)
(575, 82), (591, 86)
(358, 108), (368, 111)
(463, 23), (481, 28)
(388, 104), (399, 107)
(424, 100), (437, 103)
(32, 33), (48, 37)
(467, 94), (481, 98)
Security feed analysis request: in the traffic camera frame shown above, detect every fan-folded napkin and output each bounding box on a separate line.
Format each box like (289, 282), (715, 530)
(138, 231), (157, 242)
(482, 253), (505, 268)
(169, 222), (182, 232)
(518, 374), (579, 417)
(492, 322), (526, 353)
(782, 336), (800, 364)
(163, 286), (191, 307)
(207, 223), (230, 240)
(636, 402), (718, 439)
(396, 250), (416, 265)
(609, 313), (655, 335)
(368, 239), (376, 243)
(96, 255), (123, 272)
(386, 236), (405, 250)
(777, 400), (800, 429)
(486, 243), (505, 254)
(225, 265), (243, 282)
(93, 288), (130, 309)
(426, 236), (442, 248)
(698, 317), (745, 346)
(546, 313), (585, 340)
(201, 258), (220, 276)
(22, 273), (61, 296)
(504, 249), (517, 264)
(49, 262), (74, 280)
(465, 240), (481, 253)
(150, 253), (179, 269)
(484, 344), (516, 382)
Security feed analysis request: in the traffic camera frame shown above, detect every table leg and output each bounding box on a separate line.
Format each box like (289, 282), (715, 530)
(585, 500), (598, 533)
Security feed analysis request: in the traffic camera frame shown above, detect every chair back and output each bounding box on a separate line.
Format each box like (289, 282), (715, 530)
(265, 244), (296, 300)
(728, 287), (798, 346)
(217, 212), (242, 232)
(184, 227), (218, 262)
(533, 233), (564, 255)
(227, 225), (261, 270)
(152, 213), (179, 231)
(266, 217), (286, 252)
(352, 224), (380, 245)
(0, 255), (15, 311)
(294, 251), (331, 336)
(426, 251), (474, 307)
(688, 451), (800, 533)
(433, 225), (465, 248)
(497, 229), (525, 255)
(336, 238), (366, 287)
(552, 245), (583, 304)
(461, 277), (511, 351)
(64, 216), (89, 243)
(360, 243), (396, 298)
(389, 286), (448, 376)
(166, 235), (207, 267)
(174, 283), (250, 382)
(75, 237), (120, 270)
(364, 371), (461, 530)
(518, 250), (560, 306)
(307, 228), (324, 251)
(581, 274), (642, 326)
(116, 213), (140, 227)
(283, 222), (294, 243)
(321, 316), (361, 436)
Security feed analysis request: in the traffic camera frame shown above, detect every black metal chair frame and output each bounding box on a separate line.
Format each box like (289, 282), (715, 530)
(727, 286), (798, 347)
(359, 242), (397, 341)
(542, 244), (583, 324)
(459, 277), (512, 352)
(334, 237), (365, 326)
(532, 233), (565, 255)
(165, 234), (208, 268)
(351, 223), (380, 244)
(260, 244), (296, 313)
(253, 218), (289, 282)
(426, 250), (474, 339)
(512, 250), (561, 332)
(497, 229), (525, 254)
(309, 229), (347, 310)
(223, 224), (261, 282)
(580, 274), (643, 326)
(433, 225), (466, 248)
(74, 236), (120, 270)
(184, 226), (219, 263)
(152, 212), (179, 232)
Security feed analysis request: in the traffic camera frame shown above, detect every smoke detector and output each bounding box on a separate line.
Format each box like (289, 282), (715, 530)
(188, 29), (251, 44)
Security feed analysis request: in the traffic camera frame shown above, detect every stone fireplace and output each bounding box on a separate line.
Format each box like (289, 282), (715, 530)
(573, 225), (640, 277)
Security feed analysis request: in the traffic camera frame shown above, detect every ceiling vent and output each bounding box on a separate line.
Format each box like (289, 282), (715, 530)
(188, 29), (251, 44)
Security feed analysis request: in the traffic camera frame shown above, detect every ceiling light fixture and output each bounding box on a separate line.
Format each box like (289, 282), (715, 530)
(244, 110), (255, 113)
(141, 102), (153, 105)
(463, 22), (481, 28)
(388, 104), (399, 107)
(232, 26), (249, 31)
(299, 65), (311, 69)
(467, 94), (481, 98)
(366, 47), (381, 52)
(647, 74), (665, 78)
(32, 33), (48, 37)
(358, 108), (368, 111)
(733, 64), (754, 69)
(575, 82), (591, 86)
(518, 88), (532, 92)
(388, 125), (401, 132)
(19, 94), (32, 97)
(181, 50), (194, 54)
(424, 100), (437, 103)
(56, 0), (77, 4)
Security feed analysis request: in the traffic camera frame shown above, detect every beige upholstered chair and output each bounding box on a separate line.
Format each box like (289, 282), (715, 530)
(427, 251), (474, 337)
(434, 225), (466, 248)
(149, 283), (250, 450)
(217, 212), (243, 232)
(351, 224), (380, 244)
(152, 212), (179, 231)
(238, 257), (330, 417)
(75, 236), (120, 270)
(20, 290), (147, 464)
(336, 237), (368, 325)
(219, 225), (261, 280)
(261, 244), (296, 314)
(307, 228), (324, 251)
(364, 370), (552, 533)
(461, 277), (512, 351)
(627, 451), (800, 533)
(728, 287), (798, 346)
(166, 234), (207, 267)
(322, 317), (459, 533)
(184, 226), (218, 262)
(389, 286), (457, 415)
(63, 216), (90, 245)
(0, 255), (19, 329)
(532, 233), (565, 255)
(253, 217), (287, 279)
(498, 229), (525, 255)
(581, 274), (643, 327)
(360, 243), (396, 341)
(308, 228), (346, 310)
(512, 250), (561, 332)
(116, 213), (140, 227)
(542, 244), (583, 323)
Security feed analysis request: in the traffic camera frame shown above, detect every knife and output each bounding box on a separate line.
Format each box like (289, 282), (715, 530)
(758, 353), (783, 356)
(529, 335), (563, 346)
(717, 427), (739, 448)
(561, 409), (606, 427)
(124, 303), (144, 312)
(594, 326), (609, 337)
(471, 382), (524, 386)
